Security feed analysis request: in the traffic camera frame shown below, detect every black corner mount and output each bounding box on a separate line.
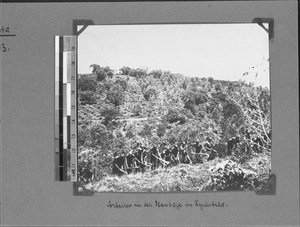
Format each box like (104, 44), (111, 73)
(252, 18), (274, 40)
(72, 20), (95, 36)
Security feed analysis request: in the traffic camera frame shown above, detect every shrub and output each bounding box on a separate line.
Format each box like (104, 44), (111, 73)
(78, 76), (97, 92)
(205, 160), (258, 191)
(132, 104), (142, 116)
(88, 123), (108, 148)
(79, 91), (97, 105)
(157, 124), (167, 138)
(144, 88), (157, 101)
(166, 109), (186, 124)
(106, 84), (124, 107)
(119, 66), (132, 75)
(149, 69), (163, 79)
(114, 78), (128, 91)
(100, 105), (119, 126)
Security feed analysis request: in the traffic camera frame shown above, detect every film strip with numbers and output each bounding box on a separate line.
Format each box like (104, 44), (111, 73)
(55, 36), (77, 182)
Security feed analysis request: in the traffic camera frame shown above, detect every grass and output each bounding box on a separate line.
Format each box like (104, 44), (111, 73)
(84, 153), (271, 192)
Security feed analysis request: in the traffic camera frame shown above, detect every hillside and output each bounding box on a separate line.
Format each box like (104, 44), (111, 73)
(77, 65), (271, 192)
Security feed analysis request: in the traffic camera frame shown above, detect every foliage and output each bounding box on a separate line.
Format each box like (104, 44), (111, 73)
(86, 155), (270, 192)
(79, 91), (97, 105)
(208, 77), (214, 84)
(100, 104), (119, 126)
(132, 104), (142, 116)
(129, 68), (148, 78)
(88, 123), (108, 148)
(139, 123), (153, 138)
(165, 109), (186, 124)
(149, 69), (163, 79)
(78, 76), (98, 92)
(144, 88), (157, 101)
(114, 78), (128, 91)
(204, 159), (259, 191)
(119, 66), (132, 75)
(78, 64), (271, 190)
(157, 123), (167, 138)
(90, 64), (114, 82)
(106, 84), (124, 107)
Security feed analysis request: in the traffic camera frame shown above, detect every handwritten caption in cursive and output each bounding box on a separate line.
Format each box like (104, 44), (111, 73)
(107, 200), (228, 211)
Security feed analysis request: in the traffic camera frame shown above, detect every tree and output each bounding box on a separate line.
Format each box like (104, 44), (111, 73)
(100, 105), (119, 126)
(144, 88), (157, 101)
(157, 123), (166, 138)
(90, 64), (114, 82)
(114, 78), (128, 91)
(88, 123), (108, 148)
(79, 91), (97, 105)
(96, 83), (106, 96)
(106, 84), (124, 107)
(78, 127), (89, 147)
(78, 76), (97, 92)
(139, 123), (153, 138)
(129, 68), (148, 78)
(119, 66), (132, 75)
(104, 66), (114, 78)
(208, 77), (214, 84)
(132, 104), (142, 116)
(165, 109), (186, 124)
(227, 84), (271, 151)
(149, 69), (163, 79)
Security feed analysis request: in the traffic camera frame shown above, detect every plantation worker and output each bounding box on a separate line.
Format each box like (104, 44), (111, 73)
(158, 148), (166, 168)
(193, 139), (203, 163)
(178, 141), (187, 162)
(126, 151), (134, 174)
(112, 152), (127, 176)
(133, 145), (143, 173)
(150, 146), (159, 170)
(171, 144), (180, 165)
(180, 142), (192, 164)
(164, 145), (172, 166)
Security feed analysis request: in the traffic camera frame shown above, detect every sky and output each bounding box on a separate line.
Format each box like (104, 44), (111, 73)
(78, 24), (270, 88)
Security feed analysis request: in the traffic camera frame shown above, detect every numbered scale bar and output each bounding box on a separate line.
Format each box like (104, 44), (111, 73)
(55, 36), (77, 182)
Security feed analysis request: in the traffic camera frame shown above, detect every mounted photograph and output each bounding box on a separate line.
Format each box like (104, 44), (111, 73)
(77, 24), (271, 192)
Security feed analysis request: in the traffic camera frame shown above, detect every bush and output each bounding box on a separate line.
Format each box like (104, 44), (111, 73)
(132, 104), (142, 116)
(144, 88), (157, 101)
(208, 77), (214, 84)
(119, 66), (132, 75)
(78, 128), (89, 147)
(139, 123), (153, 138)
(114, 78), (128, 91)
(101, 105), (119, 126)
(149, 69), (163, 79)
(78, 76), (97, 92)
(129, 68), (148, 78)
(183, 101), (196, 116)
(96, 83), (106, 96)
(106, 84), (124, 107)
(88, 123), (108, 148)
(166, 109), (186, 124)
(90, 64), (114, 82)
(205, 160), (258, 191)
(79, 91), (97, 105)
(157, 124), (166, 138)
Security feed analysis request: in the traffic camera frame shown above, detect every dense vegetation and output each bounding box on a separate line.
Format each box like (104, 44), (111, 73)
(78, 64), (271, 192)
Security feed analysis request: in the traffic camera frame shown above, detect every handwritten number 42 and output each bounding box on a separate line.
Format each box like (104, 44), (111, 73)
(0, 27), (10, 33)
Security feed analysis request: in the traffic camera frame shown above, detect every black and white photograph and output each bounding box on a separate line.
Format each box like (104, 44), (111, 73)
(77, 24), (271, 192)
